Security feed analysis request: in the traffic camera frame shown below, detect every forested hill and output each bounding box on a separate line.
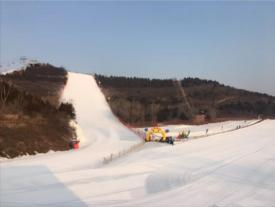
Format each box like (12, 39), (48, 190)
(0, 64), (76, 158)
(95, 74), (275, 126)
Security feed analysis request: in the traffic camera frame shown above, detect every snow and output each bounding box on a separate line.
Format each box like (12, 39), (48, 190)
(1, 72), (275, 207)
(87, 120), (275, 207)
(61, 72), (140, 153)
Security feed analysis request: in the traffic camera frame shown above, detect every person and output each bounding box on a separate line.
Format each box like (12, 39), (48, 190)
(170, 137), (174, 145)
(187, 130), (191, 138)
(206, 128), (209, 135)
(167, 137), (174, 145)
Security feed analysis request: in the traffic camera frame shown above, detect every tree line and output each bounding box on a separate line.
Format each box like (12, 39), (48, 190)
(95, 74), (275, 125)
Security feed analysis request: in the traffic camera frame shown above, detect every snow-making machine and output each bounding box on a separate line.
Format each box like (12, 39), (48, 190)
(70, 139), (80, 149)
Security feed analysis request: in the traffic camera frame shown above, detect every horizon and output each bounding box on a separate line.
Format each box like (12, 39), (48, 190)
(1, 1), (275, 96)
(2, 59), (273, 98)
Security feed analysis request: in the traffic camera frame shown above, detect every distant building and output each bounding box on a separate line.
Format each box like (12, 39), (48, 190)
(193, 114), (206, 124)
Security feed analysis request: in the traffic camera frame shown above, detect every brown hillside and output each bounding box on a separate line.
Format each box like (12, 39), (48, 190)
(0, 64), (76, 158)
(2, 63), (67, 107)
(95, 75), (275, 126)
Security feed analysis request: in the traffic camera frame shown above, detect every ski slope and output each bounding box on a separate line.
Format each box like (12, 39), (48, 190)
(1, 72), (275, 207)
(106, 120), (275, 207)
(1, 72), (141, 206)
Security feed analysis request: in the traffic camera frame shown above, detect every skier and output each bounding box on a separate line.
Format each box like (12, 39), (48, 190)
(167, 137), (174, 145)
(187, 130), (191, 138)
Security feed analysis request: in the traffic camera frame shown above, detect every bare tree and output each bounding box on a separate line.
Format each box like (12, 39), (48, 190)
(0, 80), (11, 106)
(16, 92), (25, 107)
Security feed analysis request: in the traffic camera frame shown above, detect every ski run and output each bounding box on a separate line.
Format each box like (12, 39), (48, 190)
(1, 72), (275, 207)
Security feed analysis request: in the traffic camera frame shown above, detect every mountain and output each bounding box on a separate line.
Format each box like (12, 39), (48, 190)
(94, 74), (275, 126)
(1, 63), (274, 158)
(1, 64), (275, 206)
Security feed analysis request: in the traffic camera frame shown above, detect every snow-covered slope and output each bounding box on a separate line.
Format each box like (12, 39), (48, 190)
(1, 72), (141, 206)
(1, 72), (275, 207)
(62, 72), (141, 157)
(103, 120), (275, 207)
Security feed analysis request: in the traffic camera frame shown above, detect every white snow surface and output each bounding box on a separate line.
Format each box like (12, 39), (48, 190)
(1, 72), (275, 207)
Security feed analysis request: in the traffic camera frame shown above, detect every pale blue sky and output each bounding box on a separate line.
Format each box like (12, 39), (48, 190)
(1, 1), (275, 95)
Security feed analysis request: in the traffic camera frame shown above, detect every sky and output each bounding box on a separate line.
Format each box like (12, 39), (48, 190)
(1, 1), (275, 96)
